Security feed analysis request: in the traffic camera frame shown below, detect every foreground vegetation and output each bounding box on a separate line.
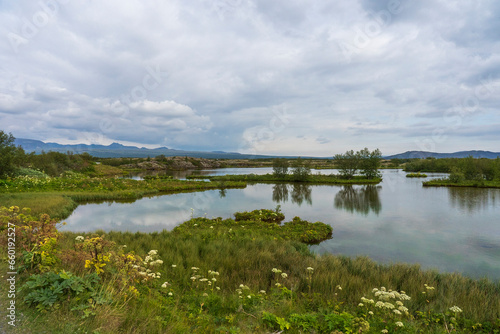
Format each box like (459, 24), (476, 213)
(1, 206), (499, 334)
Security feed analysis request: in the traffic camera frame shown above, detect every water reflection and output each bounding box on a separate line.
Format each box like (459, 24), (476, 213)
(272, 184), (312, 206)
(334, 185), (382, 215)
(272, 184), (289, 202)
(291, 184), (312, 206)
(448, 187), (500, 213)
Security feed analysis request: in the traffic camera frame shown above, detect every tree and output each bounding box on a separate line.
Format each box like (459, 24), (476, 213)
(272, 158), (289, 178)
(334, 150), (359, 179)
(0, 131), (17, 178)
(291, 157), (311, 181)
(358, 148), (382, 179)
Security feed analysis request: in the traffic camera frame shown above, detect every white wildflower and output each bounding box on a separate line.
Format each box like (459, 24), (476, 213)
(449, 306), (463, 313)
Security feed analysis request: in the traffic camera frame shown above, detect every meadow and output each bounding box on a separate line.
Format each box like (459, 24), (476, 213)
(1, 206), (499, 334)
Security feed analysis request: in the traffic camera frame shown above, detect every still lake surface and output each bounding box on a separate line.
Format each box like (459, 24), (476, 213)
(62, 169), (500, 280)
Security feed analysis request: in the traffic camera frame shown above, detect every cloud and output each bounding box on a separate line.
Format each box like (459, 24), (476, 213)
(0, 0), (499, 155)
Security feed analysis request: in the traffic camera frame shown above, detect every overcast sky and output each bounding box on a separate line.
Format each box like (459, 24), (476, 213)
(1, 0), (499, 156)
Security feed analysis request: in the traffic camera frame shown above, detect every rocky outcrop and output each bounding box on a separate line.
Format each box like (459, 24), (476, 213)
(123, 156), (225, 170)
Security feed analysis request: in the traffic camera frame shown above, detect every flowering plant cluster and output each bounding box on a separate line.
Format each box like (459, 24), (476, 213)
(359, 286), (411, 331)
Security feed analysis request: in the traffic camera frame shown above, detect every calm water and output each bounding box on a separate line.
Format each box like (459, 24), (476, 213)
(63, 169), (500, 280)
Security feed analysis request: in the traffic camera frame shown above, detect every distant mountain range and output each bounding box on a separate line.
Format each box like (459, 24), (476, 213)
(14, 138), (277, 159)
(385, 150), (500, 159)
(14, 138), (500, 159)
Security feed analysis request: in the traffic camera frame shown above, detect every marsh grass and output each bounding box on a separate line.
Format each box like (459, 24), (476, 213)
(186, 173), (382, 185)
(0, 176), (245, 219)
(2, 207), (499, 333)
(406, 173), (428, 178)
(423, 179), (500, 188)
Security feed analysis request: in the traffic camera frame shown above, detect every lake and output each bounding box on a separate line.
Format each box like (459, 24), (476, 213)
(62, 169), (500, 280)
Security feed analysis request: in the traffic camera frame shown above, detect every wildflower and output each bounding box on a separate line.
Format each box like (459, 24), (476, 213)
(399, 293), (411, 301)
(381, 330), (388, 333)
(281, 273), (288, 279)
(275, 283), (281, 287)
(190, 276), (197, 281)
(148, 250), (158, 256)
(393, 309), (402, 315)
(247, 295), (251, 299)
(199, 278), (208, 282)
(216, 287), (220, 290)
(259, 290), (266, 294)
(168, 292), (173, 296)
(306, 267), (314, 272)
(212, 278), (217, 282)
(395, 321), (404, 327)
(398, 306), (408, 313)
(375, 301), (385, 308)
(191, 267), (199, 271)
(171, 264), (177, 268)
(210, 226), (213, 229)
(272, 268), (282, 274)
(194, 224), (198, 226)
(75, 236), (84, 242)
(161, 282), (170, 288)
(372, 288), (379, 292)
(202, 293), (208, 297)
(368, 311), (374, 315)
(384, 302), (395, 309)
(336, 285), (342, 290)
(396, 301), (403, 306)
(449, 306), (463, 313)
(358, 303), (364, 307)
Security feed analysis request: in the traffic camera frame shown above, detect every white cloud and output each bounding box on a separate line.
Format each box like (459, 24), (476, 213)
(0, 0), (499, 155)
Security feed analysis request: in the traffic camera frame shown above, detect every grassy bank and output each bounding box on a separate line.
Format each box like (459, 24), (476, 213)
(187, 173), (382, 185)
(1, 206), (498, 334)
(0, 174), (245, 219)
(406, 173), (428, 178)
(423, 179), (500, 188)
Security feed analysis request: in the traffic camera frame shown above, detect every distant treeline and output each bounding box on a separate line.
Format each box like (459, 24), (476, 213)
(405, 157), (500, 181)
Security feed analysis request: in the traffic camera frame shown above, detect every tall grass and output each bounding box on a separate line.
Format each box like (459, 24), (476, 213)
(2, 208), (499, 333)
(0, 193), (77, 219)
(58, 227), (500, 326)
